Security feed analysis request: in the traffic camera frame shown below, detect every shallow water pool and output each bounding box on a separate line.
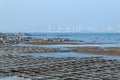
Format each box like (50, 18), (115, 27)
(17, 52), (120, 60)
(0, 77), (22, 80)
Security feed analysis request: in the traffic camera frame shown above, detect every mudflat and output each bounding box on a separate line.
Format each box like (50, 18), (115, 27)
(0, 54), (120, 80)
(0, 46), (60, 53)
(68, 46), (120, 55)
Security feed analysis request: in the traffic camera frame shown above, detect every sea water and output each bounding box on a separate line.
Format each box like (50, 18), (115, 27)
(27, 33), (120, 43)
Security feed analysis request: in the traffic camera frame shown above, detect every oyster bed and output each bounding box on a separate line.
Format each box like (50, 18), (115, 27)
(0, 54), (120, 80)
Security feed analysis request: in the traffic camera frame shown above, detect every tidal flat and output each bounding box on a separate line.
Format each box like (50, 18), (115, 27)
(0, 46), (60, 53)
(0, 54), (120, 80)
(68, 46), (120, 56)
(0, 33), (120, 80)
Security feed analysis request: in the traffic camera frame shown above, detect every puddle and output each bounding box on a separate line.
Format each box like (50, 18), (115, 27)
(0, 76), (22, 80)
(17, 52), (120, 60)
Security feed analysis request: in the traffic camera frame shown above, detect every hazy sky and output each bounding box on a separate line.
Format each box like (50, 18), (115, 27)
(0, 0), (120, 32)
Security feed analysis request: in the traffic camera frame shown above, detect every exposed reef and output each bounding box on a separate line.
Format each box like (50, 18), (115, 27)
(25, 37), (84, 45)
(0, 33), (31, 44)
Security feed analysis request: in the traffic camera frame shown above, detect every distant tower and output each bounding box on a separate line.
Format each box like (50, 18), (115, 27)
(49, 26), (51, 33)
(75, 27), (78, 33)
(78, 27), (81, 33)
(107, 27), (111, 33)
(65, 27), (69, 33)
(58, 25), (61, 33)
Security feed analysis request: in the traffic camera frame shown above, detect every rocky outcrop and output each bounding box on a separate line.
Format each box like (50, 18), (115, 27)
(0, 33), (32, 44)
(25, 37), (84, 45)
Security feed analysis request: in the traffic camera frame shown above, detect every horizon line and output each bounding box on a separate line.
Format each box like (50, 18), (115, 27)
(1, 32), (120, 34)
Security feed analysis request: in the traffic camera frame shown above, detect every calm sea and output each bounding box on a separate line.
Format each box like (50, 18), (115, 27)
(28, 33), (120, 43)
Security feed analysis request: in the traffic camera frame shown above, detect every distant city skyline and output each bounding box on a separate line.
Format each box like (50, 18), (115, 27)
(46, 25), (120, 33)
(0, 0), (120, 32)
(1, 25), (120, 33)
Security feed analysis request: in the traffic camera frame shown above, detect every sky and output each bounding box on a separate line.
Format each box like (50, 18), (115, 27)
(0, 0), (120, 32)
